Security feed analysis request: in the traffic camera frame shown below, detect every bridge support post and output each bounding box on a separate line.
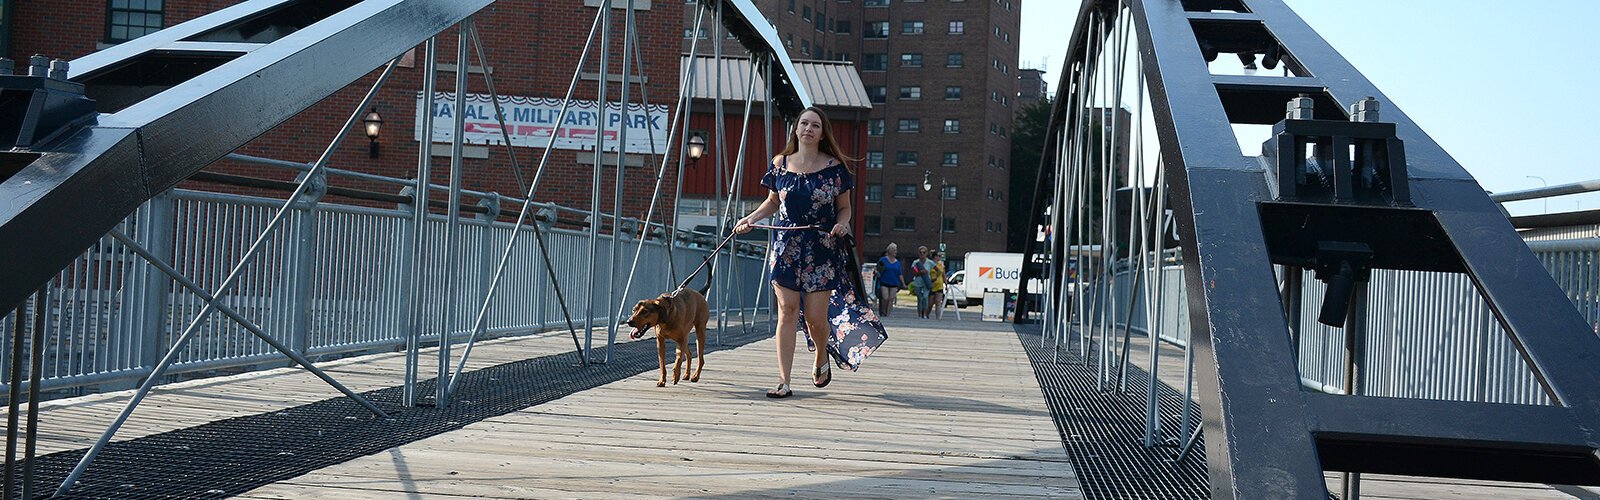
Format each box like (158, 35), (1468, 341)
(288, 172), (326, 359)
(135, 192), (176, 388)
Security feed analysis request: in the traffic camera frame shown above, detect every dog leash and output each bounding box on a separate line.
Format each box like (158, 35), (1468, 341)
(674, 223), (830, 292)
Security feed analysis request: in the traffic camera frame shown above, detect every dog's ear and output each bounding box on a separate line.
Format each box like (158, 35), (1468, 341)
(657, 297), (675, 321)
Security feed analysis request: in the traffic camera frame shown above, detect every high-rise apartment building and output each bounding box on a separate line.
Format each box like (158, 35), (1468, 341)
(684, 0), (1021, 264)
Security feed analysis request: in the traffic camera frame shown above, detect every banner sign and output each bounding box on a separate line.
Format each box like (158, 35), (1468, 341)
(414, 92), (671, 155)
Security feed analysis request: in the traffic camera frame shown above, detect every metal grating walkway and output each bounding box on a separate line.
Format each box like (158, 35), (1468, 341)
(1016, 326), (1211, 499)
(12, 325), (770, 499)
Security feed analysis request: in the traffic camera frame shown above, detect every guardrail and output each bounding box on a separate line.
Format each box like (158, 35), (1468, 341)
(1102, 238), (1599, 405)
(1, 187), (769, 396)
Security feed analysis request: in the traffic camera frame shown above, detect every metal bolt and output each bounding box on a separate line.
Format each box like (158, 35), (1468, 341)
(1350, 96), (1380, 122)
(1287, 94), (1315, 120)
(49, 59), (70, 80)
(29, 55), (49, 77)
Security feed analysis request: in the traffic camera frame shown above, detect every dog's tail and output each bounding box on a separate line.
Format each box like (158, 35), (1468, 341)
(698, 259), (714, 295)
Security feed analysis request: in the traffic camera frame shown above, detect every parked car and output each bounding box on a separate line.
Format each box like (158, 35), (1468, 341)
(945, 270), (968, 307)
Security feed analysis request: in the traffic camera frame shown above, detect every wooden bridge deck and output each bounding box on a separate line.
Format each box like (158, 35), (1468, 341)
(7, 310), (1596, 498)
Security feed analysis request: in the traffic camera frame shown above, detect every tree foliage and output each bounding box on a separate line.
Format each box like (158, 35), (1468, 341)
(1006, 97), (1054, 252)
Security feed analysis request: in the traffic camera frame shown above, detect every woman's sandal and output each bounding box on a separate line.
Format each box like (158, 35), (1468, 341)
(766, 383), (792, 398)
(812, 363), (832, 388)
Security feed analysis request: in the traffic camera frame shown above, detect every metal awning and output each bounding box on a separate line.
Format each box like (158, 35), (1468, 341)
(682, 54), (871, 110)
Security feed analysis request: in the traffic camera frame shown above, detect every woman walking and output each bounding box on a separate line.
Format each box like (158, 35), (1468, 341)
(929, 251), (948, 319)
(734, 106), (855, 399)
(876, 243), (902, 317)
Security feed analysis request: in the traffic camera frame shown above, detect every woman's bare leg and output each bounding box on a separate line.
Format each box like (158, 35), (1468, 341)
(773, 285), (802, 387)
(802, 290), (832, 372)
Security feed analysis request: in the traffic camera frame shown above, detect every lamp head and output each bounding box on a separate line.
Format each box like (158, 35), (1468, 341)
(362, 109), (383, 139)
(687, 134), (707, 161)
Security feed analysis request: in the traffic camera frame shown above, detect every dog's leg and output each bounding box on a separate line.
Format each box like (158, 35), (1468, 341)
(672, 338), (685, 385)
(691, 320), (706, 382)
(655, 336), (667, 387)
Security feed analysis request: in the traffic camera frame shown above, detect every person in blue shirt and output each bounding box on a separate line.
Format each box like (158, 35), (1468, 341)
(876, 243), (902, 317)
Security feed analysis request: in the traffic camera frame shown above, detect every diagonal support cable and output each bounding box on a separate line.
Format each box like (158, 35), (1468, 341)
(56, 56), (403, 497)
(445, 7), (609, 390)
(107, 229), (385, 414)
(609, 6), (701, 344)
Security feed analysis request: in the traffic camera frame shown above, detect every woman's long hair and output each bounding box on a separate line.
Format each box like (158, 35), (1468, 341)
(779, 106), (858, 164)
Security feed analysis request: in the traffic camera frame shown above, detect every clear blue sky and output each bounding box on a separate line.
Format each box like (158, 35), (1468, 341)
(1019, 1), (1600, 216)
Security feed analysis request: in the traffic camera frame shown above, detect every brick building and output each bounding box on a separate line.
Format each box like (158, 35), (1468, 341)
(5, 1), (693, 224)
(685, 0), (1022, 264)
(1018, 67), (1046, 106)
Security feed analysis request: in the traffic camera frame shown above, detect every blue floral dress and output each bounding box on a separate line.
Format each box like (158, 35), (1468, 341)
(761, 156), (854, 293)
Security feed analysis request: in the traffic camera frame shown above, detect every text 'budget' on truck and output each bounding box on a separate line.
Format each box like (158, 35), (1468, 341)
(955, 252), (1046, 305)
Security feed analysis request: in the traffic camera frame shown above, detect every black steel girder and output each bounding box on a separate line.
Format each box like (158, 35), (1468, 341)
(1031, 0), (1600, 497)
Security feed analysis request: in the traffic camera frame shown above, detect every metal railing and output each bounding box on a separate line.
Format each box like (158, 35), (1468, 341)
(1102, 238), (1600, 406)
(1, 187), (768, 396)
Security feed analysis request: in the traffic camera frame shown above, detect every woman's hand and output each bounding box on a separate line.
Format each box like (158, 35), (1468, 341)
(830, 222), (850, 238)
(733, 218), (753, 235)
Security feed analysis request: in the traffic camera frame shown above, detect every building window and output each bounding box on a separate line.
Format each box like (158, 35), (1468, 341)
(998, 158), (1005, 169)
(999, 126), (1007, 137)
(865, 0), (889, 6)
(866, 21), (889, 38)
(896, 151), (919, 165)
(948, 20), (965, 34)
(944, 86), (962, 99)
(108, 0), (165, 43)
(866, 216), (882, 235)
(801, 40), (811, 55)
(901, 20), (924, 34)
(943, 119), (960, 133)
(899, 52), (923, 67)
(788, 0), (796, 11)
(896, 118), (920, 132)
(943, 218), (956, 233)
(942, 185), (957, 200)
(987, 188), (995, 199)
(862, 53), (888, 71)
(992, 91), (1000, 102)
(786, 34), (793, 48)
(867, 118), (885, 136)
(990, 123), (997, 134)
(947, 52), (964, 67)
(894, 184), (918, 199)
(802, 5), (812, 21)
(867, 151), (884, 169)
(866, 184), (883, 202)
(837, 20), (852, 34)
(942, 152), (959, 166)
(893, 216), (916, 231)
(866, 86), (886, 103)
(897, 86), (921, 100)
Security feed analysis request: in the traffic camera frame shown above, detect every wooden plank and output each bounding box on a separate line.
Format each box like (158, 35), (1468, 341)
(244, 316), (1086, 498)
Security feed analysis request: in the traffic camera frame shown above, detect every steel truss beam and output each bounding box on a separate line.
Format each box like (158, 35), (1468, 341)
(0, 0), (494, 314)
(1027, 0), (1600, 497)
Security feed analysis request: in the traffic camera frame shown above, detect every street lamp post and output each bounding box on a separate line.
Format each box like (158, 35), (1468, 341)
(923, 171), (947, 252)
(1526, 175), (1548, 214)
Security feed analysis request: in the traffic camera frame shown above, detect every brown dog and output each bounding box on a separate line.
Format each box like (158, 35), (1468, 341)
(625, 287), (710, 387)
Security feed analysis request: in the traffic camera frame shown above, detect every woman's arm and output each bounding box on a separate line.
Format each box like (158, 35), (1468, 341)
(830, 188), (853, 238)
(733, 191), (780, 234)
